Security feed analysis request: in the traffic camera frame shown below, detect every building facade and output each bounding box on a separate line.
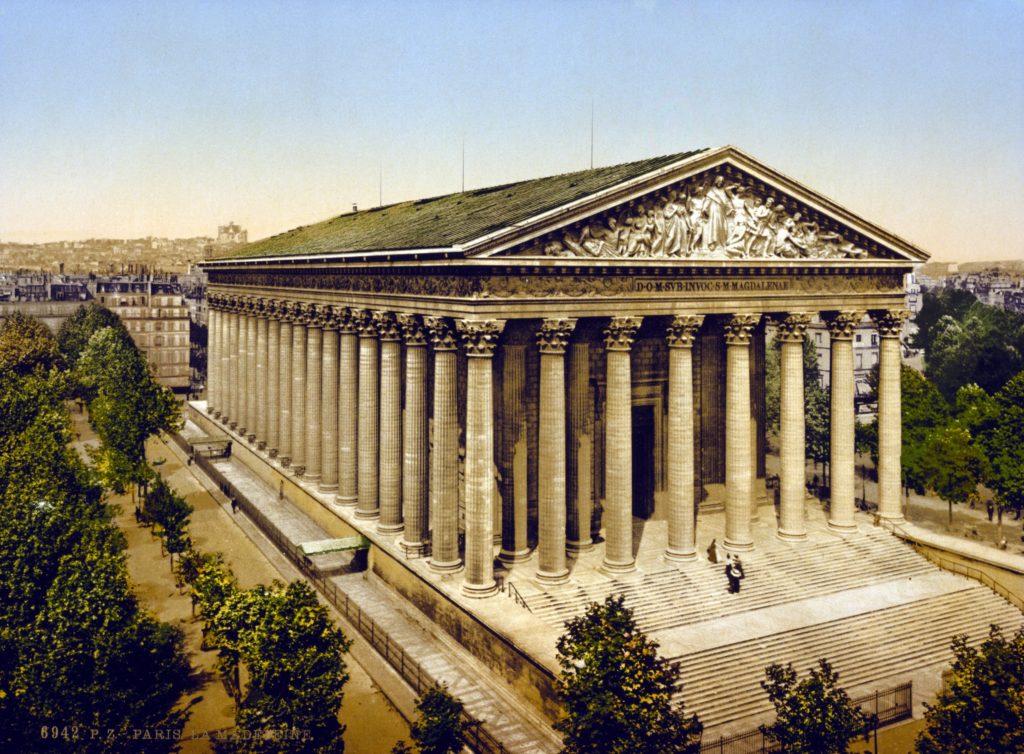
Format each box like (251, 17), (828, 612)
(201, 147), (924, 602)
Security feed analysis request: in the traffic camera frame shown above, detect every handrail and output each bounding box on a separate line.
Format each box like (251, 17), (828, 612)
(913, 546), (1024, 613)
(507, 581), (532, 612)
(171, 433), (512, 754)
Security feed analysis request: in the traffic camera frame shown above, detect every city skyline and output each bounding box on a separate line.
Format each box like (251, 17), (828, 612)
(1, 0), (1022, 263)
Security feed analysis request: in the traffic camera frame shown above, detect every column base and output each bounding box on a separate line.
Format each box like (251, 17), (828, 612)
(377, 522), (404, 535)
(461, 580), (498, 599)
(429, 558), (463, 574)
(776, 529), (808, 542)
(400, 540), (427, 557)
(664, 547), (698, 562)
(827, 520), (858, 534)
(318, 482), (338, 493)
(334, 494), (357, 507)
(601, 557), (636, 575)
(355, 508), (379, 520)
(499, 547), (532, 564)
(878, 514), (905, 525)
(304, 471), (322, 483)
(723, 538), (754, 552)
(535, 569), (569, 586)
(566, 539), (594, 554)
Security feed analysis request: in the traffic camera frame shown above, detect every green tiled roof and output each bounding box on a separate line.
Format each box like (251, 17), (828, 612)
(221, 149), (706, 259)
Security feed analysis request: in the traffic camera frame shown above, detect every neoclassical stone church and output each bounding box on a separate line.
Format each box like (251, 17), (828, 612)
(201, 146), (923, 601)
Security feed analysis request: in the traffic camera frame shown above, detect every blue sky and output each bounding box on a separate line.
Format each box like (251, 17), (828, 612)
(0, 0), (1021, 262)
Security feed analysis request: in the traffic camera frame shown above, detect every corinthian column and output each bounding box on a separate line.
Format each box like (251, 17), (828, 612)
(255, 299), (269, 449)
(290, 303), (309, 475)
(217, 298), (231, 420)
(725, 314), (760, 552)
(265, 301), (281, 457)
(227, 299), (241, 429)
(602, 316), (641, 573)
(567, 340), (594, 552)
(236, 298), (250, 436)
(824, 311), (863, 532)
(356, 310), (380, 519)
(457, 319), (504, 598)
(378, 312), (404, 534)
(245, 300), (258, 443)
(776, 313), (811, 541)
(536, 318), (576, 584)
(206, 297), (219, 414)
(666, 314), (703, 561)
(427, 317), (460, 572)
(872, 309), (909, 522)
(319, 308), (340, 492)
(336, 308), (359, 506)
(303, 305), (325, 481)
(278, 303), (294, 466)
(399, 315), (428, 554)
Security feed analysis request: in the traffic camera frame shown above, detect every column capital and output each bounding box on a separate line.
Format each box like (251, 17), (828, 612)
(320, 304), (343, 330)
(869, 308), (910, 338)
(603, 316), (642, 351)
(666, 314), (704, 348)
(723, 314), (761, 345)
(253, 297), (270, 317)
(375, 311), (402, 341)
(306, 303), (329, 329)
(823, 310), (866, 340)
(425, 317), (458, 351)
(536, 318), (577, 354)
(293, 302), (316, 326)
(354, 309), (378, 337)
(226, 294), (244, 313)
(237, 296), (255, 315)
(278, 300), (300, 323)
(264, 299), (283, 320)
(336, 306), (359, 334)
(774, 312), (812, 343)
(397, 313), (428, 346)
(457, 319), (505, 357)
(207, 292), (224, 311)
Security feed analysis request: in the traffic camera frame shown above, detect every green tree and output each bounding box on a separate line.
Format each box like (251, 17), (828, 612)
(981, 371), (1024, 523)
(554, 595), (702, 754)
(56, 302), (123, 369)
(0, 311), (62, 376)
(760, 659), (869, 754)
(916, 626), (1024, 754)
(409, 684), (466, 754)
(910, 289), (977, 354)
(918, 424), (989, 525)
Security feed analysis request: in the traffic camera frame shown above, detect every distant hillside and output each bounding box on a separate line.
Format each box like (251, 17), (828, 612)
(920, 260), (1024, 277)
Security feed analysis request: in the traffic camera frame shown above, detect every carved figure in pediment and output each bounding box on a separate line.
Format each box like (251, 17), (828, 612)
(742, 197), (777, 257)
(661, 189), (690, 257)
(700, 176), (735, 251)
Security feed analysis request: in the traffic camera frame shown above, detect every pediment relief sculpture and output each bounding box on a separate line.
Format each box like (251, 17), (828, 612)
(532, 172), (874, 261)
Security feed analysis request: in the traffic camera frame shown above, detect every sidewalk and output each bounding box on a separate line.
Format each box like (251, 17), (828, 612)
(173, 420), (562, 754)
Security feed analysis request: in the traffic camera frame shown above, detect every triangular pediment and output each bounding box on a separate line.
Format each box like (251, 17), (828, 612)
(466, 147), (927, 264)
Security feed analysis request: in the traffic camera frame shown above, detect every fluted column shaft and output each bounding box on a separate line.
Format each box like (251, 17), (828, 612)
(290, 309), (308, 473)
(536, 319), (576, 584)
(217, 305), (230, 419)
(356, 311), (380, 518)
(602, 317), (641, 573)
(499, 344), (530, 562)
(566, 342), (593, 552)
(337, 311), (359, 505)
(399, 315), (428, 553)
(458, 319), (504, 598)
(255, 307), (269, 448)
(278, 312), (294, 465)
(237, 305), (250, 433)
(778, 314), (810, 540)
(206, 304), (219, 413)
(725, 314), (760, 552)
(304, 310), (324, 481)
(826, 312), (861, 532)
(245, 307), (257, 440)
(266, 307), (281, 456)
(428, 318), (460, 572)
(228, 306), (240, 428)
(320, 316), (340, 491)
(873, 309), (908, 522)
(666, 315), (703, 560)
(378, 313), (403, 533)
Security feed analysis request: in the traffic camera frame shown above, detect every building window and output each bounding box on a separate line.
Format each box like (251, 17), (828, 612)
(815, 332), (823, 345)
(855, 333), (862, 343)
(871, 334), (878, 346)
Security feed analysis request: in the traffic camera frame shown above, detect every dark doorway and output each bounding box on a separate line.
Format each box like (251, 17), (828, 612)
(632, 405), (655, 519)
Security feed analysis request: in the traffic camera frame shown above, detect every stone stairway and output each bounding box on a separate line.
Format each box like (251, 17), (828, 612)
(522, 530), (935, 633)
(671, 584), (1023, 731)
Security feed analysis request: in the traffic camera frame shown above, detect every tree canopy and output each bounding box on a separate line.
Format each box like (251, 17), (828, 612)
(760, 659), (869, 754)
(391, 684), (466, 754)
(916, 626), (1024, 754)
(56, 302), (123, 369)
(554, 595), (702, 754)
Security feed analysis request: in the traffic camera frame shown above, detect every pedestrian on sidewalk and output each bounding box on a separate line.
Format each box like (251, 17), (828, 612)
(707, 538), (719, 564)
(987, 500), (994, 521)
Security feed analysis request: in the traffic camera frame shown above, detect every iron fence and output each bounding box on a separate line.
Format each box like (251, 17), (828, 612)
(172, 433), (511, 754)
(697, 681), (913, 754)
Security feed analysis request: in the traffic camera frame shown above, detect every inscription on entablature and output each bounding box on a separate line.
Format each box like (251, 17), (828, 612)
(209, 270), (903, 300)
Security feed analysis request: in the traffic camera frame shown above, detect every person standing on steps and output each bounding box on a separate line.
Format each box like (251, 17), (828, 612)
(732, 556), (745, 593)
(707, 538), (719, 564)
(725, 554), (738, 593)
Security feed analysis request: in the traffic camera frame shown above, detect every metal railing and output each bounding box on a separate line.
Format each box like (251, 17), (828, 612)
(913, 546), (1024, 612)
(506, 581), (531, 612)
(698, 682), (912, 754)
(171, 433), (511, 754)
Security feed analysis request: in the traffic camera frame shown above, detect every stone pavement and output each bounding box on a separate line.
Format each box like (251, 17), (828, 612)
(178, 419), (562, 754)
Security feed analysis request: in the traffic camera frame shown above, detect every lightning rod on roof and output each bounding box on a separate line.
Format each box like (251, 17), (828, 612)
(590, 97), (594, 170)
(462, 134), (465, 193)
